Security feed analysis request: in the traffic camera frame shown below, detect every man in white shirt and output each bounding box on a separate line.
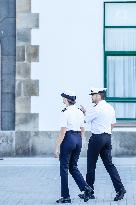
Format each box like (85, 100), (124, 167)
(79, 88), (126, 202)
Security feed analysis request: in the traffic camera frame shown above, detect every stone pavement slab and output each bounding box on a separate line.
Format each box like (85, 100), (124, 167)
(0, 157), (136, 205)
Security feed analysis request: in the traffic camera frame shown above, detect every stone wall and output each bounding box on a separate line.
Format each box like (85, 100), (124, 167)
(0, 131), (136, 157)
(0, 0), (40, 157)
(16, 0), (39, 131)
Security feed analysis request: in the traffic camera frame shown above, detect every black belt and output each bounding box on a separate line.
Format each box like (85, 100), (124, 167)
(92, 133), (111, 135)
(66, 130), (81, 134)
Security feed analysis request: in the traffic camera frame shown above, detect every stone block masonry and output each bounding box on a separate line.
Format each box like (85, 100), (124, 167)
(16, 0), (39, 132)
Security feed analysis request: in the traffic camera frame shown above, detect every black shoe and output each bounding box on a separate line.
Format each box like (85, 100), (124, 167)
(114, 188), (126, 201)
(78, 193), (95, 200)
(78, 193), (85, 199)
(56, 197), (71, 203)
(84, 186), (95, 202)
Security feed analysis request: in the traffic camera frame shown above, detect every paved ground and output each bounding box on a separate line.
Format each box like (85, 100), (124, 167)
(0, 157), (136, 205)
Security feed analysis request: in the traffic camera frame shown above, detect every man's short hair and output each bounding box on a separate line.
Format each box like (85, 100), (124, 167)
(98, 91), (106, 100)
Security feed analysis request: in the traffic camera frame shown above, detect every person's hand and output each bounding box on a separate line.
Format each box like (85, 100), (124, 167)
(80, 105), (86, 115)
(54, 146), (59, 158)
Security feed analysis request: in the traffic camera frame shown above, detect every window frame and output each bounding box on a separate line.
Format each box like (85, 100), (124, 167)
(104, 1), (136, 120)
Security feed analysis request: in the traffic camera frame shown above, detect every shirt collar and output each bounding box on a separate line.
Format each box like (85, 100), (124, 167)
(66, 105), (76, 110)
(97, 100), (106, 106)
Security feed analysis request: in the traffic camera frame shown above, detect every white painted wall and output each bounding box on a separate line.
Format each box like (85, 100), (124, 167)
(31, 0), (104, 131)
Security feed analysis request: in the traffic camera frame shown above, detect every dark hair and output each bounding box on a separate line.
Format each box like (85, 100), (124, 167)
(67, 99), (76, 105)
(98, 91), (106, 100)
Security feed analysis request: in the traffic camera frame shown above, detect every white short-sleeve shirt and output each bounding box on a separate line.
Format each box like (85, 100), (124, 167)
(59, 105), (85, 131)
(85, 100), (116, 134)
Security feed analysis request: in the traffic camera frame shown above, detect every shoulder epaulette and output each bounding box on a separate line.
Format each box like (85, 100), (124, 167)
(61, 108), (67, 112)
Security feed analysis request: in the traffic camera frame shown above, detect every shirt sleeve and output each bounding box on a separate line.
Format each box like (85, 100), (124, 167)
(85, 108), (97, 123)
(59, 112), (68, 128)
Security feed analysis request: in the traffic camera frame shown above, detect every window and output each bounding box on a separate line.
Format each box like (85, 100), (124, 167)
(104, 1), (136, 120)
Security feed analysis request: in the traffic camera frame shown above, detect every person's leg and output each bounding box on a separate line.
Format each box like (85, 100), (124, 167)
(79, 134), (103, 201)
(69, 134), (93, 202)
(59, 141), (72, 198)
(100, 135), (125, 194)
(86, 135), (100, 191)
(69, 137), (87, 191)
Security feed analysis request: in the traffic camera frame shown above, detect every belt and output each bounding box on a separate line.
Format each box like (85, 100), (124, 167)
(66, 130), (81, 134)
(92, 133), (111, 135)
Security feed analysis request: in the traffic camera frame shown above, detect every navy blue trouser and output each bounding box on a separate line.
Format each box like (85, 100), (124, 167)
(86, 133), (124, 193)
(59, 130), (87, 198)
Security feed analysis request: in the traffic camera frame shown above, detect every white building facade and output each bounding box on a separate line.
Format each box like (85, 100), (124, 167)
(32, 0), (136, 131)
(0, 0), (135, 157)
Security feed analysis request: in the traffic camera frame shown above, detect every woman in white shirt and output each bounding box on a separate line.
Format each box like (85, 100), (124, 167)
(55, 90), (92, 204)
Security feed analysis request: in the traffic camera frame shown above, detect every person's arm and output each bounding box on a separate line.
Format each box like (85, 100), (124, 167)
(111, 109), (116, 131)
(80, 110), (85, 137)
(111, 123), (116, 130)
(54, 111), (67, 158)
(80, 105), (86, 116)
(54, 127), (67, 158)
(80, 127), (85, 138)
(80, 105), (97, 124)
